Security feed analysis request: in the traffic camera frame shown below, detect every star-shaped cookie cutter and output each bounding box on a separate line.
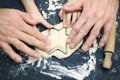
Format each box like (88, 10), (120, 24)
(35, 22), (83, 59)
(46, 26), (69, 55)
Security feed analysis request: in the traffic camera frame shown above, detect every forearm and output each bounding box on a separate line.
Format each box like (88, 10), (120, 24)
(21, 0), (39, 15)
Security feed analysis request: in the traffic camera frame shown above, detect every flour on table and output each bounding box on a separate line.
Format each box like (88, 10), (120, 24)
(19, 0), (98, 79)
(35, 40), (98, 80)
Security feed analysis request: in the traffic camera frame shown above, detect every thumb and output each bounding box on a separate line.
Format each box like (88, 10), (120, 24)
(18, 10), (37, 25)
(40, 19), (53, 29)
(63, 0), (83, 12)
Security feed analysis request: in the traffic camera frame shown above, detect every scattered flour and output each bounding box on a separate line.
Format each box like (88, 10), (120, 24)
(16, 0), (98, 80)
(0, 0), (120, 80)
(40, 0), (63, 20)
(35, 40), (98, 80)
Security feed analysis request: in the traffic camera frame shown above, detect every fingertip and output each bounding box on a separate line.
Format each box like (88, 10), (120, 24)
(45, 39), (51, 45)
(46, 25), (52, 28)
(59, 10), (63, 20)
(99, 41), (105, 47)
(63, 6), (71, 12)
(15, 56), (22, 63)
(82, 45), (89, 52)
(67, 38), (72, 43)
(45, 45), (51, 52)
(41, 21), (53, 29)
(34, 53), (41, 59)
(63, 21), (67, 27)
(69, 43), (75, 49)
(30, 18), (37, 25)
(49, 24), (53, 28)
(20, 12), (37, 25)
(59, 16), (63, 20)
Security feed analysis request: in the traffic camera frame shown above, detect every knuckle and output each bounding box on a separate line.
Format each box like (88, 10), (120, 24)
(16, 22), (24, 28)
(83, 8), (91, 16)
(91, 30), (99, 36)
(73, 26), (80, 32)
(80, 28), (87, 36)
(32, 29), (37, 35)
(72, 39), (78, 45)
(104, 30), (110, 35)
(109, 16), (115, 20)
(16, 43), (25, 51)
(5, 26), (17, 35)
(29, 37), (36, 45)
(83, 30), (87, 35)
(15, 9), (20, 13)
(84, 9), (89, 14)
(26, 50), (35, 57)
(82, 11), (88, 18)
(93, 12), (100, 19)
(93, 11), (103, 19)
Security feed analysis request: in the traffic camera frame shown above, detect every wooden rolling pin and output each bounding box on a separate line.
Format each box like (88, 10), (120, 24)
(103, 20), (116, 69)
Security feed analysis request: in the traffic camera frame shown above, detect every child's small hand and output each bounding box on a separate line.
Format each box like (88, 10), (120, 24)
(28, 9), (53, 29)
(21, 0), (53, 29)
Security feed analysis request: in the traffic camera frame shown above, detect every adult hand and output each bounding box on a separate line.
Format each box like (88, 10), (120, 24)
(0, 9), (51, 62)
(59, 0), (81, 27)
(62, 0), (119, 51)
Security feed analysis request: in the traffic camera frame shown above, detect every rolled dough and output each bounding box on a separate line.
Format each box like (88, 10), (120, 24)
(35, 22), (83, 59)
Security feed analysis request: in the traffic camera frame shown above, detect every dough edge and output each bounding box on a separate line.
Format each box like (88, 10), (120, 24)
(35, 22), (83, 59)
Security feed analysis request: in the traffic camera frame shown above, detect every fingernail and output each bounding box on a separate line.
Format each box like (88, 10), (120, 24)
(30, 17), (36, 23)
(45, 45), (51, 52)
(82, 45), (88, 52)
(63, 6), (69, 10)
(60, 16), (63, 20)
(99, 42), (104, 47)
(70, 43), (75, 49)
(79, 49), (86, 53)
(46, 39), (51, 45)
(63, 23), (67, 27)
(16, 57), (22, 62)
(67, 23), (70, 27)
(34, 53), (40, 59)
(67, 38), (71, 43)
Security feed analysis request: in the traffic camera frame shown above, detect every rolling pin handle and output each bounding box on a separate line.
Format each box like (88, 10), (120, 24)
(103, 51), (113, 69)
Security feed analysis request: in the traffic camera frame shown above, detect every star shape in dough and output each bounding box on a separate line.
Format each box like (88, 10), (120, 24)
(35, 22), (83, 59)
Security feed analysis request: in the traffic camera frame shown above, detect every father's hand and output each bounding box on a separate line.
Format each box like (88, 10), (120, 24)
(0, 9), (51, 62)
(62, 0), (119, 51)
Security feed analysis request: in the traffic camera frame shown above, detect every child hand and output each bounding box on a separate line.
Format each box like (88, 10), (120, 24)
(21, 0), (53, 28)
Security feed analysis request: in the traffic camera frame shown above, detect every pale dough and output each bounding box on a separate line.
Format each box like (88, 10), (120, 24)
(35, 22), (83, 59)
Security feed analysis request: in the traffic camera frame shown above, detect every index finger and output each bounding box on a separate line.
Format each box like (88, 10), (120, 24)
(19, 22), (50, 43)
